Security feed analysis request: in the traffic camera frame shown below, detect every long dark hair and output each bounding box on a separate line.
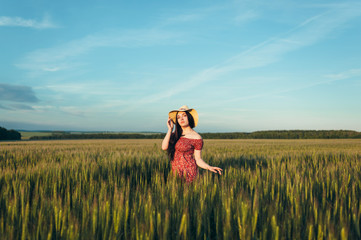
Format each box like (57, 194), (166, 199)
(167, 111), (195, 161)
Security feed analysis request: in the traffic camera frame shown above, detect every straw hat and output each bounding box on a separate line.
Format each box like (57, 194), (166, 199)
(169, 105), (198, 127)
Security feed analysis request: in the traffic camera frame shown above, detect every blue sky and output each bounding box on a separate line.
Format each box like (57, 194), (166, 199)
(1, 0), (361, 132)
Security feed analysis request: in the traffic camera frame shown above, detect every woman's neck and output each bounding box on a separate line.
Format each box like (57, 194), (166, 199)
(181, 126), (193, 135)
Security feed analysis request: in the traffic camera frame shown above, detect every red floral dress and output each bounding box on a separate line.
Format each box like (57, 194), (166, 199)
(171, 137), (203, 183)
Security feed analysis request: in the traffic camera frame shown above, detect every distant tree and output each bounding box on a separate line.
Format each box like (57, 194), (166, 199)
(0, 127), (21, 140)
(28, 130), (361, 140)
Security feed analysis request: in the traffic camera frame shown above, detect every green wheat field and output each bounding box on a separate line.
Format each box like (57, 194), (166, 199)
(0, 139), (360, 239)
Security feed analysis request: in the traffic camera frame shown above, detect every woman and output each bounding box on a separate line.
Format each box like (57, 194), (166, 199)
(162, 105), (222, 183)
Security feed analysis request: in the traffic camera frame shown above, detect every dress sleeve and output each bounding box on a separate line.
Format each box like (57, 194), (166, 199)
(194, 139), (203, 150)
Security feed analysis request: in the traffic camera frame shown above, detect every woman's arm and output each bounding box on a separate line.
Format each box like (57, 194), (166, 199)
(162, 129), (172, 150)
(194, 150), (223, 175)
(161, 118), (174, 150)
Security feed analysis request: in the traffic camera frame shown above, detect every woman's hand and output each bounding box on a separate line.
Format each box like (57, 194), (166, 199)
(207, 166), (223, 175)
(167, 117), (174, 131)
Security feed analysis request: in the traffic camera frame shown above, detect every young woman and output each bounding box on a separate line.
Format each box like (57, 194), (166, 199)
(162, 105), (222, 183)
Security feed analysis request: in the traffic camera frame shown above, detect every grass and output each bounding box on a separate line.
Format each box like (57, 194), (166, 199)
(18, 131), (53, 140)
(0, 139), (360, 239)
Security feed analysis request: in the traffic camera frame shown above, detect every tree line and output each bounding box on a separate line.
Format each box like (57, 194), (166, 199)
(201, 130), (361, 139)
(29, 130), (361, 140)
(0, 127), (21, 140)
(29, 133), (165, 140)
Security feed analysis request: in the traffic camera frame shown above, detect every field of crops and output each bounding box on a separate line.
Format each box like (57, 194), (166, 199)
(18, 131), (53, 140)
(0, 139), (360, 239)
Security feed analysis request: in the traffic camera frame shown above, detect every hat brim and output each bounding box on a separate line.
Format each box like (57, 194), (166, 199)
(169, 109), (198, 127)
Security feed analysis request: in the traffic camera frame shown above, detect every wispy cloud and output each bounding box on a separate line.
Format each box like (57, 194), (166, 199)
(0, 15), (57, 29)
(0, 103), (35, 111)
(233, 10), (259, 24)
(8, 103), (35, 110)
(16, 4), (233, 75)
(223, 67), (361, 103)
(32, 105), (54, 112)
(16, 28), (183, 73)
(159, 4), (226, 27)
(222, 5), (361, 72)
(41, 80), (147, 97)
(59, 106), (86, 117)
(138, 2), (361, 104)
(13, 1), (361, 115)
(0, 104), (11, 110)
(164, 13), (203, 24)
(324, 68), (361, 80)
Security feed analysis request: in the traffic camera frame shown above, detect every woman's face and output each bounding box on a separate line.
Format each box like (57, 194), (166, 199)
(177, 111), (189, 127)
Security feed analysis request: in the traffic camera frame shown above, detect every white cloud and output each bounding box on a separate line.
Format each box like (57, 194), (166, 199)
(234, 10), (259, 24)
(32, 105), (54, 112)
(43, 67), (61, 72)
(159, 4), (226, 26)
(14, 2), (361, 114)
(41, 80), (148, 97)
(0, 15), (57, 29)
(60, 106), (86, 117)
(324, 68), (361, 81)
(223, 67), (361, 104)
(165, 13), (202, 24)
(16, 28), (183, 73)
(139, 2), (361, 104)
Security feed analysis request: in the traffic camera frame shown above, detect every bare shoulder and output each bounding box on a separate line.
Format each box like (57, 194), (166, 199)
(192, 131), (202, 140)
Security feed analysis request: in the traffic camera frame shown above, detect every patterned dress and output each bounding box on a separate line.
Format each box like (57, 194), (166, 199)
(171, 137), (203, 183)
